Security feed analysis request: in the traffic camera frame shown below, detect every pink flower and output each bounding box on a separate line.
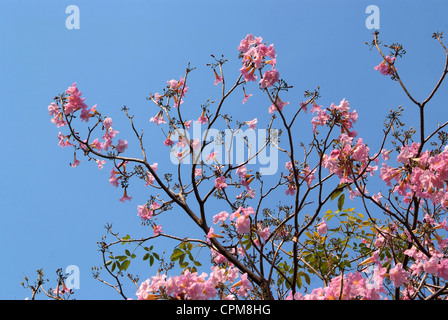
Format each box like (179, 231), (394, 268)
(153, 225), (162, 236)
(150, 110), (167, 125)
(268, 97), (289, 113)
(116, 139), (128, 153)
(389, 263), (410, 287)
(109, 168), (119, 188)
(119, 188), (132, 202)
(424, 256), (439, 274)
(259, 69), (279, 89)
(255, 225), (271, 243)
(242, 87), (253, 104)
(214, 176), (227, 190)
(64, 82), (87, 115)
(240, 65), (257, 82)
(137, 205), (153, 220)
(285, 184), (296, 196)
(246, 118), (257, 130)
(238, 34), (256, 53)
(57, 132), (72, 148)
(233, 273), (253, 297)
(184, 120), (192, 129)
(317, 219), (328, 235)
(103, 117), (113, 130)
(71, 153), (81, 168)
(213, 211), (229, 224)
(374, 55), (396, 75)
(95, 159), (106, 169)
(311, 109), (330, 133)
(195, 168), (202, 177)
(206, 151), (219, 162)
(196, 110), (208, 124)
(213, 69), (223, 85)
(164, 136), (174, 146)
(231, 207), (253, 234)
(437, 259), (448, 280)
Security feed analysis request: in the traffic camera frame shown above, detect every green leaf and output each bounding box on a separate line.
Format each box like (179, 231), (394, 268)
(105, 260), (112, 266)
(153, 252), (160, 260)
(143, 253), (150, 261)
(149, 255), (154, 266)
(194, 261), (202, 267)
(121, 260), (131, 271)
(337, 193), (345, 211)
(111, 262), (116, 272)
(179, 261), (189, 268)
(125, 249), (131, 256)
(170, 249), (184, 261)
(331, 184), (346, 200)
(303, 273), (311, 286)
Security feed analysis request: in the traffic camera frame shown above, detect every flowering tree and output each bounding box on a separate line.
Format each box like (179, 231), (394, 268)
(36, 31), (448, 300)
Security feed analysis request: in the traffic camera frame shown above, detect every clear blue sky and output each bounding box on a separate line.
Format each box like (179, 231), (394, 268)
(1, 0), (447, 300)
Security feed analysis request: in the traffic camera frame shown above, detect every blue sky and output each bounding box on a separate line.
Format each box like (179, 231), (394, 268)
(1, 0), (447, 300)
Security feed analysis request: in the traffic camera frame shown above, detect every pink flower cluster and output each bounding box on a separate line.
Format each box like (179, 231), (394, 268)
(374, 55), (396, 76)
(153, 76), (188, 108)
(284, 161), (316, 195)
(238, 34), (278, 87)
(311, 99), (379, 192)
(48, 83), (126, 157)
(290, 252), (387, 300)
(380, 144), (448, 208)
(135, 267), (252, 300)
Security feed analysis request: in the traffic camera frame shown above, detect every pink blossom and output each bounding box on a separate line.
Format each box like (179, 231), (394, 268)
(246, 118), (257, 130)
(240, 65), (257, 82)
(95, 159), (106, 169)
(213, 211), (229, 224)
(194, 168), (202, 177)
(311, 109), (330, 132)
(317, 219), (328, 235)
(242, 87), (253, 104)
(389, 263), (410, 287)
(213, 69), (223, 85)
(153, 225), (162, 236)
(109, 169), (119, 188)
(424, 256), (439, 274)
(285, 184), (296, 196)
(259, 69), (279, 89)
(437, 259), (448, 280)
(183, 120), (192, 129)
(164, 136), (174, 146)
(103, 117), (113, 130)
(137, 205), (153, 220)
(256, 225), (271, 243)
(268, 97), (289, 113)
(206, 151), (219, 162)
(233, 273), (253, 297)
(119, 188), (132, 202)
(57, 132), (72, 148)
(150, 110), (167, 125)
(115, 139), (128, 153)
(214, 176), (227, 190)
(196, 111), (208, 124)
(71, 154), (81, 168)
(236, 165), (247, 179)
(63, 82), (87, 115)
(374, 55), (396, 75)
